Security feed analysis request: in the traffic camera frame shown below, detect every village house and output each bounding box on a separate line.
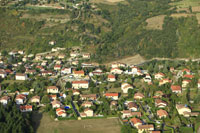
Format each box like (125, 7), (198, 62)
(183, 74), (194, 79)
(25, 69), (36, 75)
(82, 53), (90, 59)
(41, 71), (53, 76)
(154, 73), (165, 80)
(0, 69), (7, 78)
(51, 100), (62, 108)
(198, 79), (200, 89)
(134, 93), (144, 100)
(121, 83), (133, 93)
(107, 74), (116, 82)
(171, 85), (182, 93)
(143, 74), (152, 83)
(72, 81), (89, 89)
(71, 60), (79, 65)
(15, 94), (26, 105)
(130, 118), (142, 128)
(49, 95), (57, 101)
(155, 99), (167, 108)
(176, 104), (191, 117)
(138, 125), (154, 133)
(157, 109), (168, 118)
(73, 90), (80, 95)
(45, 55), (54, 59)
(54, 64), (62, 70)
(105, 93), (119, 100)
(56, 108), (67, 117)
(47, 86), (59, 94)
(127, 102), (138, 111)
(30, 96), (40, 103)
(84, 108), (94, 117)
(181, 68), (191, 75)
(20, 105), (33, 112)
(81, 101), (93, 108)
(80, 94), (97, 101)
(110, 68), (123, 74)
(111, 62), (126, 68)
(61, 68), (72, 74)
(15, 73), (27, 80)
(70, 52), (79, 57)
(49, 41), (56, 45)
(159, 78), (172, 86)
(182, 80), (191, 88)
(58, 54), (65, 59)
(18, 50), (24, 55)
(73, 70), (85, 77)
(0, 96), (10, 105)
(35, 55), (43, 61)
(36, 65), (45, 71)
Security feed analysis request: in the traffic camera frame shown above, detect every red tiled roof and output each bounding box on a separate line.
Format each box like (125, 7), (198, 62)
(73, 70), (84, 75)
(130, 118), (142, 124)
(72, 81), (88, 84)
(183, 74), (194, 79)
(171, 85), (181, 91)
(105, 93), (118, 97)
(108, 74), (115, 78)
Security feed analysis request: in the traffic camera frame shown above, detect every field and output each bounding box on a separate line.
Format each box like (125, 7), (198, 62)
(171, 0), (200, 8)
(32, 112), (121, 133)
(106, 54), (146, 66)
(196, 13), (200, 24)
(146, 15), (166, 30)
(171, 13), (194, 18)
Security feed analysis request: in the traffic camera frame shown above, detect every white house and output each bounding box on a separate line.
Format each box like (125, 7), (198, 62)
(15, 73), (27, 80)
(110, 68), (123, 74)
(15, 94), (26, 105)
(0, 96), (10, 105)
(72, 81), (89, 89)
(84, 108), (94, 117)
(105, 93), (119, 100)
(47, 86), (59, 94)
(121, 83), (133, 93)
(171, 85), (182, 94)
(56, 108), (67, 117)
(154, 73), (165, 80)
(176, 104), (191, 117)
(0, 69), (7, 78)
(52, 100), (62, 108)
(182, 80), (191, 88)
(107, 74), (116, 82)
(61, 68), (72, 74)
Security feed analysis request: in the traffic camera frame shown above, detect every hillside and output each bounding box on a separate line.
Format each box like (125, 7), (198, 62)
(0, 0), (200, 62)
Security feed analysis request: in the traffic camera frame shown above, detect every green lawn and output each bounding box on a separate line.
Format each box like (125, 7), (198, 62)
(171, 0), (200, 8)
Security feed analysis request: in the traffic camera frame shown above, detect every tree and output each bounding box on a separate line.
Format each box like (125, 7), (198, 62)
(65, 82), (72, 88)
(41, 95), (50, 104)
(121, 124), (133, 133)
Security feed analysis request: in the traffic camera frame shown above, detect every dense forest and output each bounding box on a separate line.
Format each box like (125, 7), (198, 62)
(0, 0), (200, 62)
(0, 102), (33, 133)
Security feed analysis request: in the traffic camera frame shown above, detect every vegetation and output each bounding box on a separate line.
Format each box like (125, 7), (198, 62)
(0, 102), (33, 133)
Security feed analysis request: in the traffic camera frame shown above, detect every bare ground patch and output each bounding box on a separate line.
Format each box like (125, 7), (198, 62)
(171, 13), (194, 18)
(192, 6), (200, 12)
(146, 15), (166, 30)
(106, 54), (146, 66)
(196, 13), (200, 24)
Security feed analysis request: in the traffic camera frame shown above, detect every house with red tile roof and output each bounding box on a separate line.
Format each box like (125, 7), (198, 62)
(134, 93), (144, 100)
(157, 109), (168, 118)
(20, 105), (32, 112)
(110, 68), (123, 74)
(47, 86), (59, 94)
(154, 73), (165, 80)
(155, 99), (167, 108)
(54, 65), (62, 70)
(159, 79), (172, 86)
(81, 101), (93, 108)
(183, 74), (194, 79)
(107, 74), (116, 82)
(171, 85), (182, 93)
(130, 118), (142, 128)
(73, 70), (84, 77)
(51, 100), (62, 108)
(56, 108), (67, 117)
(138, 124), (154, 133)
(0, 96), (10, 105)
(182, 80), (191, 88)
(72, 81), (89, 89)
(15, 94), (26, 105)
(80, 94), (97, 101)
(48, 95), (57, 101)
(31, 96), (40, 103)
(127, 102), (138, 111)
(105, 93), (119, 100)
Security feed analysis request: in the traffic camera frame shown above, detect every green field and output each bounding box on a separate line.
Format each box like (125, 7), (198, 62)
(171, 0), (200, 8)
(32, 112), (121, 133)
